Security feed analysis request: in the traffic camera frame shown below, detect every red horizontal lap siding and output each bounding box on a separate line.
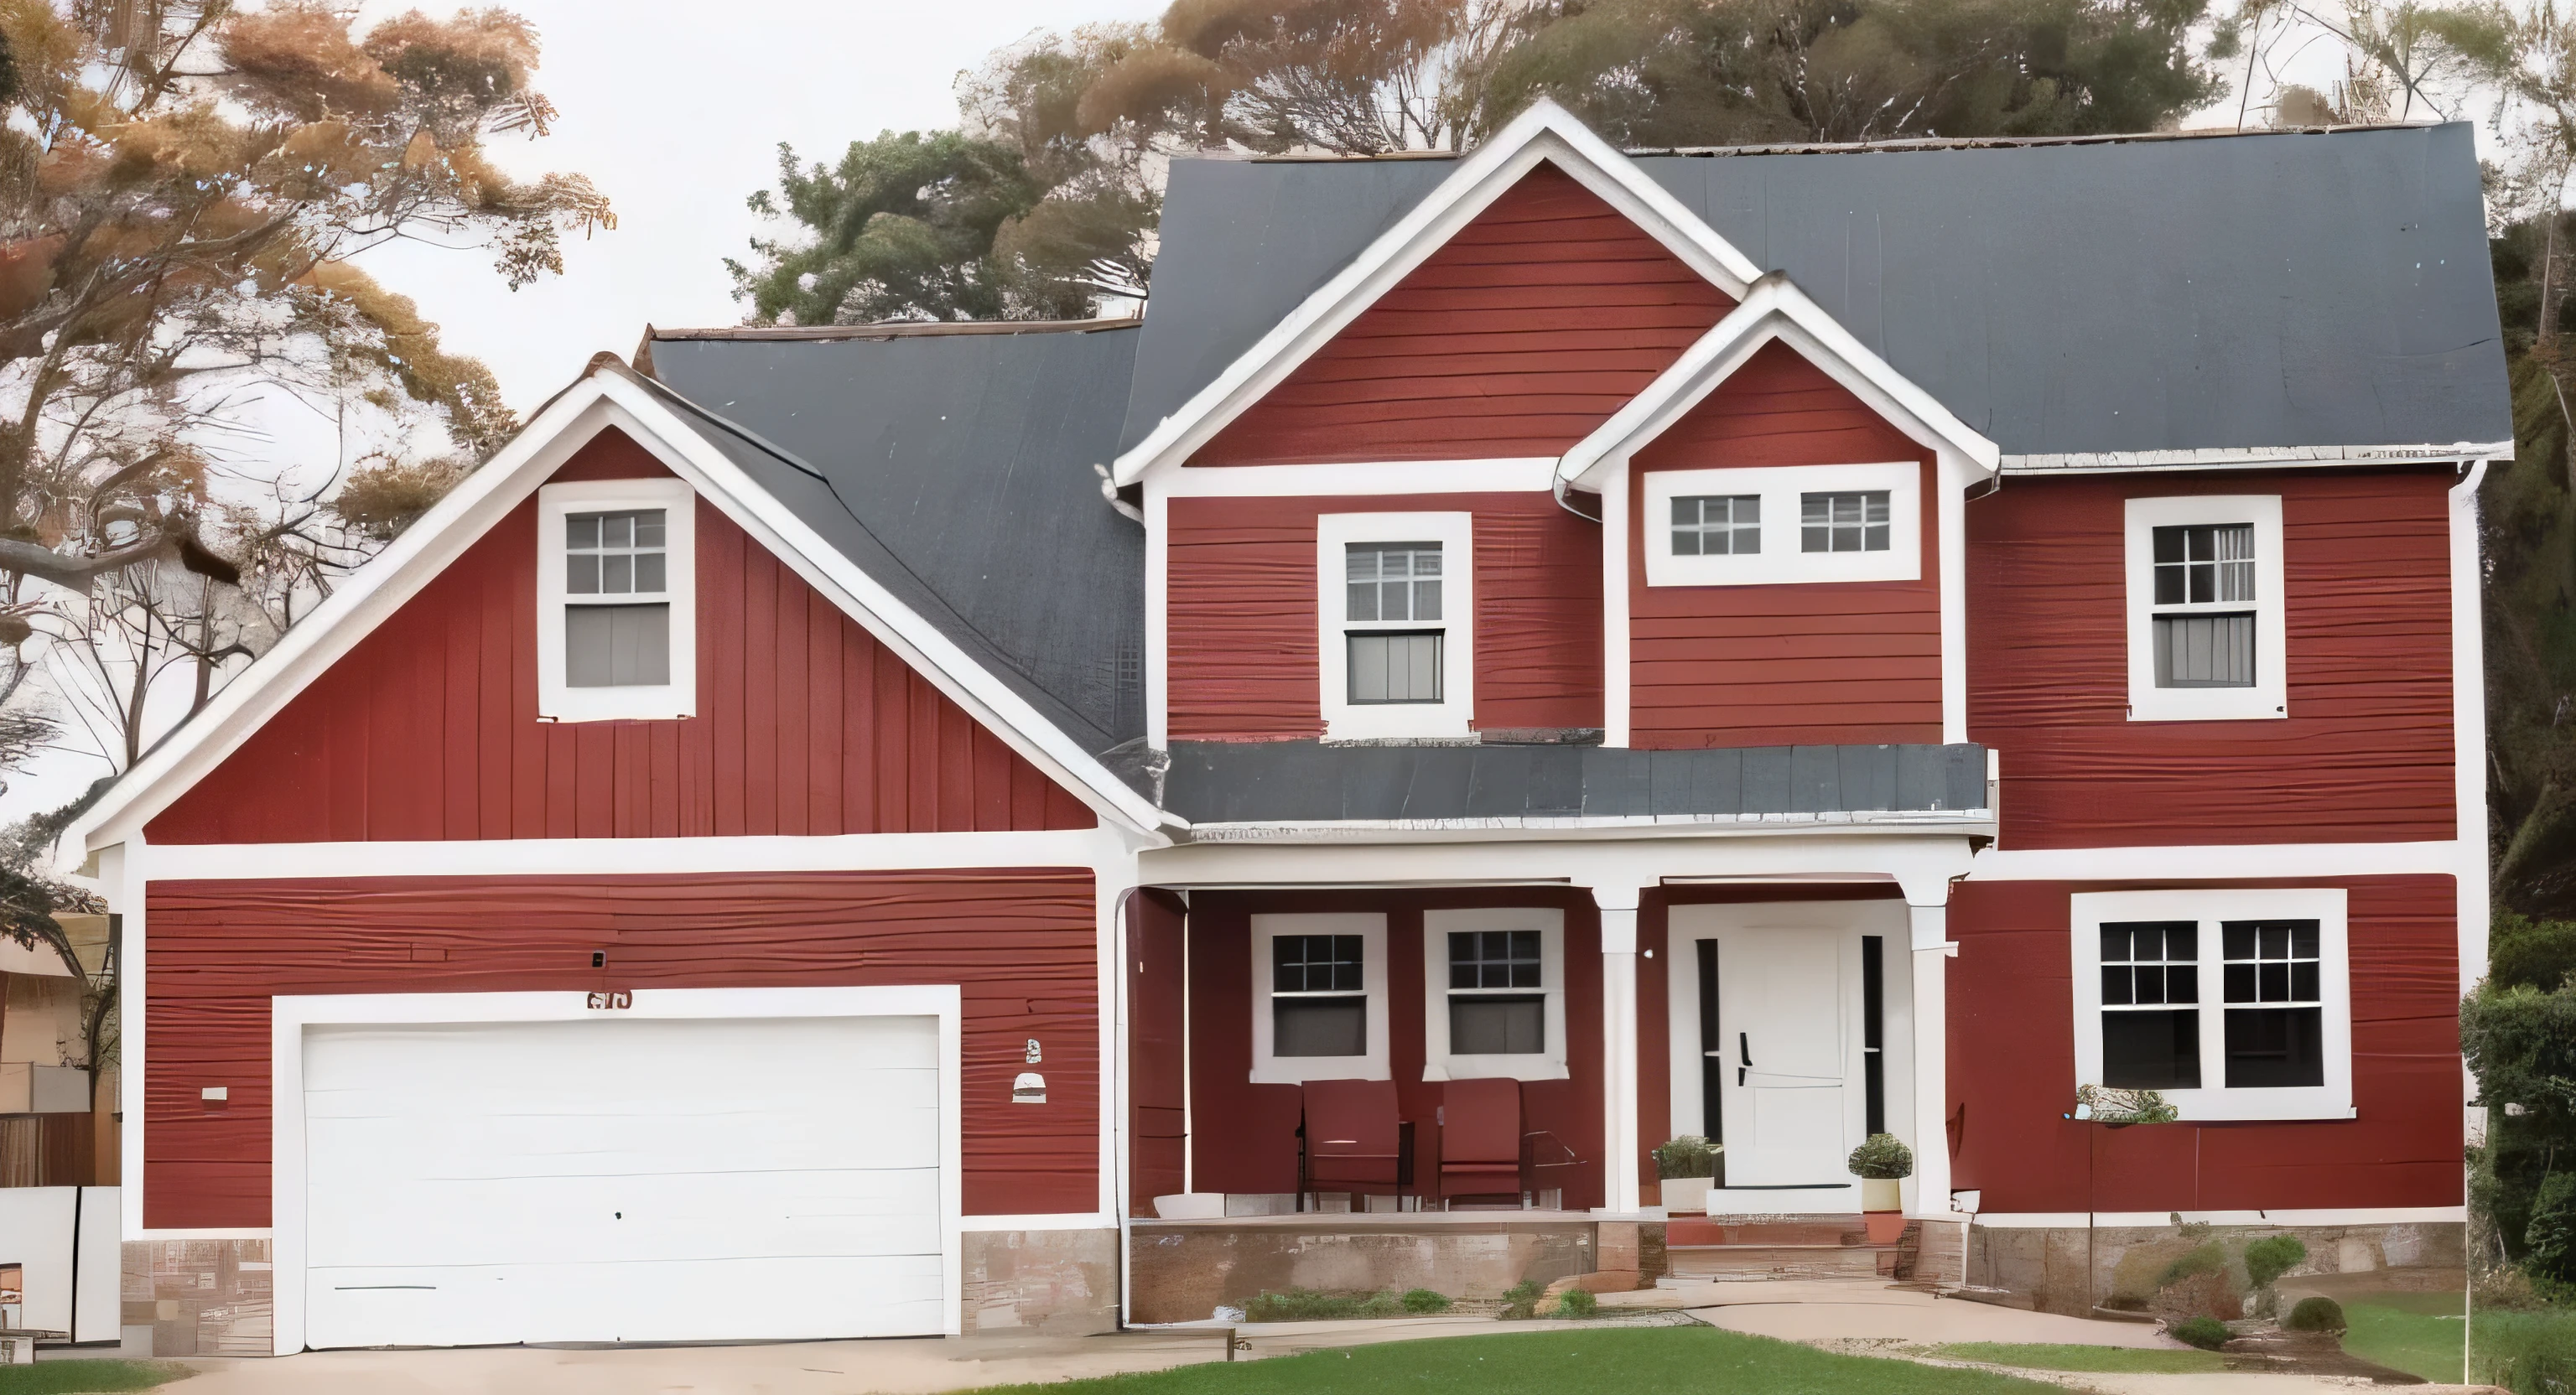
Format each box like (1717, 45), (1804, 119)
(147, 429), (1093, 842)
(1184, 889), (1605, 1210)
(1166, 492), (1602, 740)
(143, 869), (1099, 1228)
(1128, 888), (1187, 1216)
(1966, 469), (2454, 847)
(1947, 876), (2460, 1213)
(1191, 166), (1735, 466)
(1629, 342), (1942, 747)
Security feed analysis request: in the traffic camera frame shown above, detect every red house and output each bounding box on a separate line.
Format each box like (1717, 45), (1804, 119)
(70, 103), (2504, 1352)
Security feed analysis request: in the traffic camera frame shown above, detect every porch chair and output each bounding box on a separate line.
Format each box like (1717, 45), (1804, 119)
(1298, 1078), (1412, 1211)
(1440, 1077), (1585, 1210)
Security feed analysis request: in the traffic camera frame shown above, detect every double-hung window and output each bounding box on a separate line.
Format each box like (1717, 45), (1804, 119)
(1317, 513), (1473, 740)
(1422, 908), (1566, 1081)
(538, 479), (697, 722)
(1251, 913), (1389, 1083)
(2070, 889), (2350, 1121)
(2123, 495), (2285, 721)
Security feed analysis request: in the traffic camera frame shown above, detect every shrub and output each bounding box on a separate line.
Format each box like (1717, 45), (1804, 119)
(1846, 1132), (1914, 1180)
(2283, 1296), (2346, 1333)
(1653, 1135), (1717, 1179)
(2157, 1242), (2229, 1289)
(1242, 1289), (1407, 1321)
(1400, 1288), (1452, 1315)
(1499, 1279), (1543, 1321)
(2530, 1173), (2576, 1284)
(2173, 1315), (2232, 1351)
(2243, 1235), (2308, 1290)
(1556, 1289), (1598, 1319)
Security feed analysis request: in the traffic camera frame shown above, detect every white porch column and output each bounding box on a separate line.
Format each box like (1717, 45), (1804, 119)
(1907, 900), (1955, 1220)
(1593, 884), (1644, 1214)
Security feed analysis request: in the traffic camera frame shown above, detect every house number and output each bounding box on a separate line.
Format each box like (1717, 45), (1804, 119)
(587, 990), (632, 1010)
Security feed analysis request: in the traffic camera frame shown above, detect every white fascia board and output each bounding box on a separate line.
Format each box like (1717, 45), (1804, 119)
(1110, 100), (1760, 487)
(73, 373), (1176, 850)
(1178, 810), (1994, 843)
(2001, 442), (2513, 474)
(1161, 459), (1561, 496)
(1557, 277), (2002, 493)
(134, 826), (1134, 883)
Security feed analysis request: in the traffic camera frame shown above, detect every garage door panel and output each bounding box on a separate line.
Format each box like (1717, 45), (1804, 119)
(300, 1012), (949, 1349)
(308, 1253), (947, 1347)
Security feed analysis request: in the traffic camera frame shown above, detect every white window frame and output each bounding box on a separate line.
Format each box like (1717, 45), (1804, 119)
(1317, 512), (1474, 741)
(1421, 907), (1567, 1082)
(1250, 913), (1389, 1085)
(1641, 461), (1921, 588)
(537, 478), (698, 723)
(2123, 495), (2287, 722)
(2069, 889), (2351, 1123)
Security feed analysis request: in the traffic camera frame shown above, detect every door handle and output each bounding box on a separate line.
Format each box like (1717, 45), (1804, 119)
(1738, 1031), (1751, 1085)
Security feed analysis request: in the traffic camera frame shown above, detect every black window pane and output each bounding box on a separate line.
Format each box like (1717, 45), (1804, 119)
(2103, 966), (2132, 1006)
(2291, 962), (2319, 1002)
(1275, 998), (1367, 1057)
(2260, 962), (2289, 1001)
(2136, 965), (2165, 1004)
(1275, 935), (1364, 993)
(2153, 526), (2185, 565)
(2101, 926), (2132, 962)
(2168, 964), (2198, 1003)
(2224, 923), (2256, 961)
(2260, 924), (2288, 958)
(2225, 1007), (2324, 1087)
(1510, 961), (1540, 988)
(1450, 994), (1545, 1055)
(2293, 923), (2319, 958)
(2225, 962), (2257, 1003)
(2103, 1009), (2201, 1090)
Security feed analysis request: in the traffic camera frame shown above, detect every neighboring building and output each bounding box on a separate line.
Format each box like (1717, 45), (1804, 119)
(65, 104), (2506, 1351)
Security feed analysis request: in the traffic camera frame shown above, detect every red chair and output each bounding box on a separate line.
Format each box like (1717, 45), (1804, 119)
(1439, 1077), (1524, 1204)
(1299, 1079), (1410, 1208)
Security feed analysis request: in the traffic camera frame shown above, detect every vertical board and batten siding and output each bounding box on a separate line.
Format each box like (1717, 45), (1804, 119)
(1190, 165), (1736, 466)
(1966, 468), (2454, 847)
(1946, 876), (2460, 1212)
(147, 430), (1093, 843)
(1628, 343), (1943, 747)
(1182, 889), (1606, 1209)
(1166, 492), (1602, 739)
(143, 870), (1099, 1229)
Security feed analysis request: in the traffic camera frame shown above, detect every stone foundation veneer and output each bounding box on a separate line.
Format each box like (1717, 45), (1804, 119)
(1970, 1221), (2468, 1317)
(1126, 1217), (1643, 1325)
(963, 1227), (1120, 1335)
(122, 1239), (273, 1357)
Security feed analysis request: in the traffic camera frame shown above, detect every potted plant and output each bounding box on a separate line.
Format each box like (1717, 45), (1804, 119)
(1652, 1135), (1719, 1214)
(1847, 1133), (1912, 1241)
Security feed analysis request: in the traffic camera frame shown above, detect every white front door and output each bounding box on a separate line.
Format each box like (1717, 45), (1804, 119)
(1716, 927), (1852, 1185)
(300, 1014), (944, 1349)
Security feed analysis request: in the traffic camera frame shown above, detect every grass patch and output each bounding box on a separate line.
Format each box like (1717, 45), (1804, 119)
(2339, 1298), (2464, 1384)
(970, 1326), (2060, 1394)
(2474, 1304), (2576, 1394)
(1928, 1342), (2228, 1374)
(0, 1360), (190, 1394)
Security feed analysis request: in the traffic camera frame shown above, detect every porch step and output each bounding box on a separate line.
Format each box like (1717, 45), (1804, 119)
(1663, 1214), (1912, 1283)
(1668, 1216), (1868, 1248)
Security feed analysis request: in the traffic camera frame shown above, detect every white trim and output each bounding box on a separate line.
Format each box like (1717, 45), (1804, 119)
(1161, 459), (1560, 497)
(1641, 462), (1920, 588)
(2449, 464), (2490, 1000)
(2002, 443), (2509, 475)
(2123, 495), (2288, 723)
(1183, 811), (1992, 841)
(127, 1227), (274, 1241)
(958, 1212), (1116, 1232)
(269, 984), (965, 1354)
(1112, 100), (1760, 485)
(1420, 907), (1568, 1082)
(1317, 513), (1476, 740)
(1970, 841), (2464, 881)
(1556, 275), (2001, 492)
(133, 827), (1130, 882)
(1602, 460), (1632, 747)
(535, 478), (697, 722)
(1249, 912), (1390, 1085)
(1973, 1206), (2468, 1227)
(2070, 888), (2352, 1123)
(1145, 480), (1171, 749)
(69, 376), (1174, 849)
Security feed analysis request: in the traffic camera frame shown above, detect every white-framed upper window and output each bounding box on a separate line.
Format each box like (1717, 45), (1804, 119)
(1250, 913), (1389, 1085)
(2123, 495), (2286, 722)
(1642, 462), (1920, 587)
(1317, 512), (1474, 741)
(2070, 889), (2350, 1122)
(1422, 908), (1567, 1083)
(537, 478), (697, 723)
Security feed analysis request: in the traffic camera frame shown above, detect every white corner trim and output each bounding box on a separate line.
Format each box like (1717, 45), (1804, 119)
(1161, 459), (1561, 497)
(268, 984), (965, 1354)
(1249, 912), (1390, 1086)
(535, 477), (698, 723)
(1111, 100), (1760, 485)
(70, 374), (1176, 850)
(1420, 906), (1570, 1083)
(1556, 275), (2002, 493)
(2122, 495), (2287, 723)
(2449, 463), (2490, 1001)
(1317, 512), (1475, 740)
(1602, 460), (1632, 748)
(1640, 462), (1921, 588)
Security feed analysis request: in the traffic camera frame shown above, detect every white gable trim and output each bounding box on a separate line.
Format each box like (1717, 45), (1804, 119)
(1109, 100), (1763, 486)
(1555, 272), (2002, 490)
(70, 372), (1176, 850)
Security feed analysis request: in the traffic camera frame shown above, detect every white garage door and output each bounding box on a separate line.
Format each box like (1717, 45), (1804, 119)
(301, 1014), (943, 1349)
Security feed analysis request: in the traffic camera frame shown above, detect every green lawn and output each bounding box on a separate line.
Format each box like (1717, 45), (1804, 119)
(2473, 1304), (2576, 1394)
(1927, 1341), (2227, 1374)
(0, 1361), (190, 1395)
(974, 1328), (2059, 1394)
(2339, 1294), (2466, 1385)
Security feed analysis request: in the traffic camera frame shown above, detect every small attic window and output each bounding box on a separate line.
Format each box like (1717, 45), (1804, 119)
(537, 479), (696, 722)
